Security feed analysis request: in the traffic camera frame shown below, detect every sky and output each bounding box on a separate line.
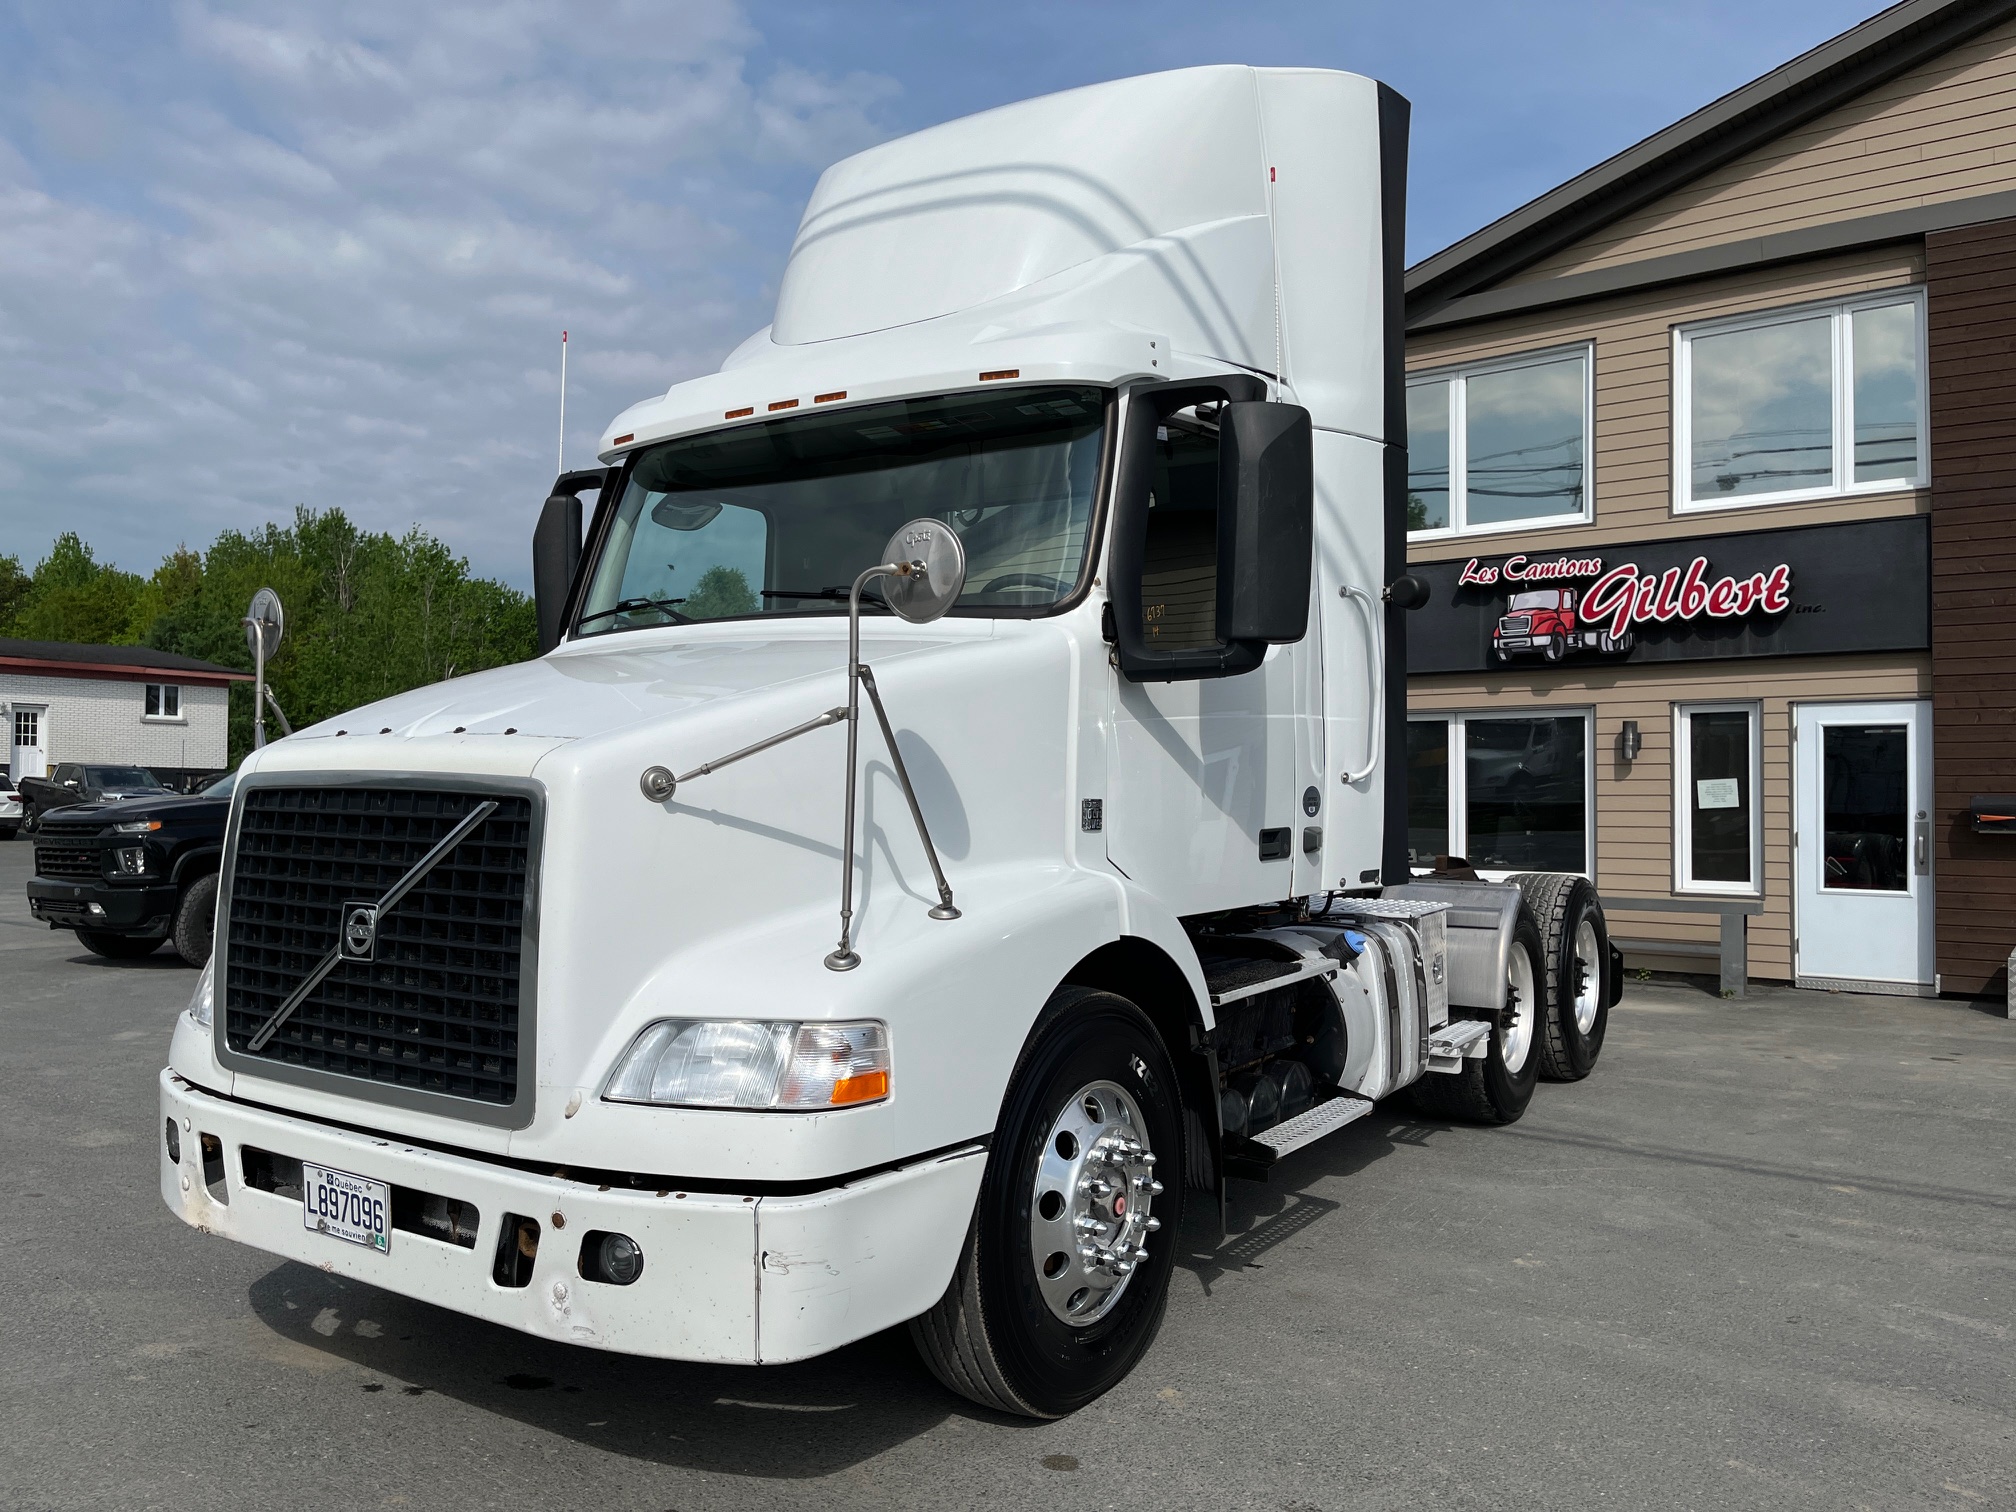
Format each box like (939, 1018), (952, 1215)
(0, 0), (1889, 590)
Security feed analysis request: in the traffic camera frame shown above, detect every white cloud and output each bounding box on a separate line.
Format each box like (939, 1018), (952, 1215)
(0, 0), (899, 585)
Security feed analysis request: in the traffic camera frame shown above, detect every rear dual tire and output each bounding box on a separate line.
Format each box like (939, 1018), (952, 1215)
(1410, 906), (1544, 1125)
(910, 987), (1184, 1418)
(1507, 872), (1610, 1081)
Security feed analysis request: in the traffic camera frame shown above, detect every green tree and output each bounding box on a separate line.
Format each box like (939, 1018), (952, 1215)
(0, 553), (28, 633)
(683, 565), (759, 619)
(7, 533), (147, 644)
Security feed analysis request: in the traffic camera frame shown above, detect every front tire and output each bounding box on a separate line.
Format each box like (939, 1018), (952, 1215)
(172, 872), (219, 968)
(75, 930), (163, 959)
(1508, 872), (1610, 1081)
(910, 986), (1184, 1418)
(1410, 906), (1544, 1125)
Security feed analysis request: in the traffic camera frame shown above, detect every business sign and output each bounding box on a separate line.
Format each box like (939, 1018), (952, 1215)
(1406, 516), (1928, 675)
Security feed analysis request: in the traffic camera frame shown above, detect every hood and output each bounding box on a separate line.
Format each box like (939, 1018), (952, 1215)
(281, 622), (986, 754)
(33, 792), (226, 827)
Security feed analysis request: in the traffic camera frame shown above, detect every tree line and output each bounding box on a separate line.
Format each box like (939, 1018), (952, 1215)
(0, 509), (536, 767)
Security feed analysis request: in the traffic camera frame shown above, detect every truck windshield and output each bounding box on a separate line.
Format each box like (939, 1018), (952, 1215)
(574, 385), (1106, 635)
(1507, 591), (1565, 611)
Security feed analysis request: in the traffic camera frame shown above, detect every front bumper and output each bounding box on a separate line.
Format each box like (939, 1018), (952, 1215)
(158, 1068), (984, 1364)
(29, 878), (177, 932)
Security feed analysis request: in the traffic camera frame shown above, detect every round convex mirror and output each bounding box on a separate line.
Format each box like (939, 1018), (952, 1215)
(244, 586), (285, 660)
(878, 519), (967, 624)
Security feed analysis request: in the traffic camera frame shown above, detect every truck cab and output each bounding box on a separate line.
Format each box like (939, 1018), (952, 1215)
(159, 66), (1617, 1418)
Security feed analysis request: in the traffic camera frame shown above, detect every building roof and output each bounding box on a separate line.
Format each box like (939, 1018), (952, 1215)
(0, 638), (251, 685)
(1406, 0), (2016, 325)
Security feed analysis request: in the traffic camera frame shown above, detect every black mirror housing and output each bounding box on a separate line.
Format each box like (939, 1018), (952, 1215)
(532, 467), (614, 654)
(533, 493), (582, 655)
(1218, 400), (1314, 645)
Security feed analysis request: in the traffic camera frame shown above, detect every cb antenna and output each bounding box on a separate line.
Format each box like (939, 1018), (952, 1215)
(557, 329), (568, 474)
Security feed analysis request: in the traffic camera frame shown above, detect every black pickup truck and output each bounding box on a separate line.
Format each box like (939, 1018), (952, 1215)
(26, 773), (234, 966)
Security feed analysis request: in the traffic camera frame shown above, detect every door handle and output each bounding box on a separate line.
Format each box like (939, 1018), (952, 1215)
(1914, 818), (1931, 875)
(1339, 584), (1382, 785)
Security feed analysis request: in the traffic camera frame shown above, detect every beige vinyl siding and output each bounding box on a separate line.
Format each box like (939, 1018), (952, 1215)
(1512, 17), (2016, 283)
(1406, 246), (1927, 563)
(1410, 654), (1930, 983)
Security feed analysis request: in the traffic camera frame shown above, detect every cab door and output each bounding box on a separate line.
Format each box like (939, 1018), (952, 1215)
(1103, 400), (1319, 913)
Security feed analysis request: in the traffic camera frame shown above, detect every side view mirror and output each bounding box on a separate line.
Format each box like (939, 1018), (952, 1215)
(533, 468), (615, 654)
(1219, 400), (1315, 646)
(1107, 376), (1314, 682)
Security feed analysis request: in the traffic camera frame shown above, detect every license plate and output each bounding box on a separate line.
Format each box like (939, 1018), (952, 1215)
(302, 1162), (391, 1253)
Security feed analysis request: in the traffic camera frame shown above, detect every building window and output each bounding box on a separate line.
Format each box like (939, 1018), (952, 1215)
(1675, 704), (1760, 894)
(1675, 290), (1926, 512)
(144, 684), (183, 720)
(1406, 345), (1592, 539)
(1407, 712), (1592, 875)
(13, 709), (38, 748)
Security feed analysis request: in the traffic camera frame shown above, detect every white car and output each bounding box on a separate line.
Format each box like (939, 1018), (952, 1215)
(0, 779), (21, 840)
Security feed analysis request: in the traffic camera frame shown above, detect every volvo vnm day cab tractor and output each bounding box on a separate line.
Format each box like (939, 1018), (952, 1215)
(160, 65), (1620, 1418)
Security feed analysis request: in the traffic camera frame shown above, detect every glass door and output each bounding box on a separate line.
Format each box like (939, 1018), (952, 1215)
(1793, 700), (1934, 992)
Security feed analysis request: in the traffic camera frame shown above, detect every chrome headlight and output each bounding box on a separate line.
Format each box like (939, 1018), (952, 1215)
(187, 958), (215, 1029)
(604, 1019), (889, 1110)
(113, 818), (162, 834)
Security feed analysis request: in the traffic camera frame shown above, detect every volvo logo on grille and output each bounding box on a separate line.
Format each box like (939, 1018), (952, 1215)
(340, 902), (379, 962)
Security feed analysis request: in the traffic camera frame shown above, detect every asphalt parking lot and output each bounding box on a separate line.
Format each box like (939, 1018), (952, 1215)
(4, 835), (2014, 1512)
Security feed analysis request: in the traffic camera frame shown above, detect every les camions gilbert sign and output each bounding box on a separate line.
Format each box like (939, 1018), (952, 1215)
(1405, 517), (1929, 676)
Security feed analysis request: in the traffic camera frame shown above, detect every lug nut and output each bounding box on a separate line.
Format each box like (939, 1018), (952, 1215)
(1146, 1179), (1165, 1196)
(1144, 1217), (1161, 1233)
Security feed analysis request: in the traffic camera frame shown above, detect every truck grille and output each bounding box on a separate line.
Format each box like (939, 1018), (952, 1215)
(222, 785), (535, 1112)
(35, 845), (102, 880)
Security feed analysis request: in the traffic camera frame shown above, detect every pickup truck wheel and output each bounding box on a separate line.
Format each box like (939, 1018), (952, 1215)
(909, 986), (1183, 1418)
(1409, 907), (1543, 1125)
(75, 930), (163, 959)
(1507, 872), (1609, 1081)
(172, 872), (220, 968)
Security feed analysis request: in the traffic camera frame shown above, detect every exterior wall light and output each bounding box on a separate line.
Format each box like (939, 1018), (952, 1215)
(1618, 720), (1642, 764)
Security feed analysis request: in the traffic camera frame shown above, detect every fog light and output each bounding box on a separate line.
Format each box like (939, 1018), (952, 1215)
(164, 1118), (181, 1165)
(87, 903), (105, 917)
(583, 1231), (643, 1286)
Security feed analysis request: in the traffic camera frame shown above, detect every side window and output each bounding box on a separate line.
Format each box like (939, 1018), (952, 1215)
(1139, 409), (1221, 650)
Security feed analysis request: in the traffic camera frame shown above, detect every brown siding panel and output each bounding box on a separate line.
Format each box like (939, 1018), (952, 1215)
(1928, 217), (2016, 999)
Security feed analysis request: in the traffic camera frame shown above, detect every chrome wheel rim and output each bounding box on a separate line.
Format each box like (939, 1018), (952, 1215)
(1029, 1079), (1162, 1326)
(1502, 943), (1536, 1074)
(1571, 917), (1602, 1035)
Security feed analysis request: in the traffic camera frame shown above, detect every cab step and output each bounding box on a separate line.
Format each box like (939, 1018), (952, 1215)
(1426, 1018), (1491, 1074)
(1222, 1094), (1375, 1179)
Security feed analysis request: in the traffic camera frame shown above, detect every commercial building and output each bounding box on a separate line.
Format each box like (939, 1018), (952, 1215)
(1, 639), (247, 788)
(1403, 0), (2016, 999)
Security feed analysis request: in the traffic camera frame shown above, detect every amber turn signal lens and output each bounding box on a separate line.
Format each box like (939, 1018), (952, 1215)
(830, 1070), (890, 1106)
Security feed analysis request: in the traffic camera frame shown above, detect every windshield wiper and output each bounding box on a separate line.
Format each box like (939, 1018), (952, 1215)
(761, 586), (890, 608)
(577, 596), (692, 627)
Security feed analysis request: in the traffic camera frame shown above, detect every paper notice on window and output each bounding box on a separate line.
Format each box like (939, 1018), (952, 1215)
(1696, 777), (1741, 811)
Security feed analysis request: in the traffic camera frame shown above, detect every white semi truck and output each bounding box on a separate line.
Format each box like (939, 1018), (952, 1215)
(159, 65), (1619, 1418)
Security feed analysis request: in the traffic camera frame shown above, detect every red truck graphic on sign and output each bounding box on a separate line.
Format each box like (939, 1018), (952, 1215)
(1491, 586), (1635, 664)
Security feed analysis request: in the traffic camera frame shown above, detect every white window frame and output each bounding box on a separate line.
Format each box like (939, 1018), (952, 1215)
(1405, 342), (1596, 541)
(1673, 287), (1928, 515)
(1673, 702), (1763, 897)
(1406, 709), (1596, 879)
(143, 683), (184, 722)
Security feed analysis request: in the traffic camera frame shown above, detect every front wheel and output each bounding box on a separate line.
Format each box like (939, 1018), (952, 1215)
(172, 872), (219, 968)
(910, 986), (1184, 1418)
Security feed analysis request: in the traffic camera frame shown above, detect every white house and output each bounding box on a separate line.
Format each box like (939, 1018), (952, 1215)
(1, 639), (249, 787)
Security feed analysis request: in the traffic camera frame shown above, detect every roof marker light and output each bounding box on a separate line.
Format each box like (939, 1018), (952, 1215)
(768, 399), (799, 412)
(725, 407), (754, 419)
(612, 432), (634, 446)
(979, 369), (1020, 382)
(815, 391), (846, 403)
